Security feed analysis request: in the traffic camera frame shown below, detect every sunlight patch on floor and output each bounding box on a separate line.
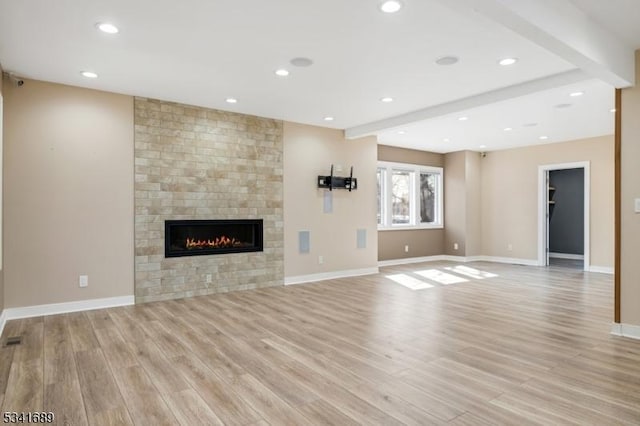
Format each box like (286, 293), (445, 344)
(386, 274), (435, 290)
(444, 265), (498, 279)
(415, 269), (468, 285)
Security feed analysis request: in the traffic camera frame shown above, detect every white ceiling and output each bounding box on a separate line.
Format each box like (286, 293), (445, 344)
(378, 78), (615, 153)
(0, 0), (635, 153)
(570, 0), (640, 48)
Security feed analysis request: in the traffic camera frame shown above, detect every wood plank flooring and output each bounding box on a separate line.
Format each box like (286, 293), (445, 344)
(1, 261), (639, 425)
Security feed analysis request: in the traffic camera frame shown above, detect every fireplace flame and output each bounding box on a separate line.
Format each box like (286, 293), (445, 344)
(186, 236), (241, 249)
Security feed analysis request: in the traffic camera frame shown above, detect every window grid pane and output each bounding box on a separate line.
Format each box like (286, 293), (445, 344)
(420, 173), (436, 223)
(376, 169), (384, 225)
(391, 170), (411, 225)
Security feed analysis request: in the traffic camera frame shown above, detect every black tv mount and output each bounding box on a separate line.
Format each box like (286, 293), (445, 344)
(317, 165), (357, 191)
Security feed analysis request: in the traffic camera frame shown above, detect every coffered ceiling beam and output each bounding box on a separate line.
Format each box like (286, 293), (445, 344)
(345, 69), (589, 139)
(435, 0), (635, 88)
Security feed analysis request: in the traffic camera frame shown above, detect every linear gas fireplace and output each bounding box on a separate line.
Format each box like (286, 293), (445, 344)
(165, 219), (263, 258)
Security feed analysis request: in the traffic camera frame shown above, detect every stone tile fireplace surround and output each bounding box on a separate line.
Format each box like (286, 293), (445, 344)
(134, 98), (284, 303)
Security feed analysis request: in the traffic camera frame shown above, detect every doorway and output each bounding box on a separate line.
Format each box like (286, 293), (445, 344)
(538, 162), (590, 271)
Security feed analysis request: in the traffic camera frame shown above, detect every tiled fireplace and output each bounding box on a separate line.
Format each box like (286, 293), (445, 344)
(134, 97), (284, 303)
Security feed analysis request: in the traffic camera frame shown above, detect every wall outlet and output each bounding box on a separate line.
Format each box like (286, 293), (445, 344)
(507, 243), (513, 251)
(454, 243), (459, 250)
(79, 275), (88, 288)
(205, 274), (212, 283)
(635, 198), (640, 213)
(404, 245), (409, 253)
(318, 255), (324, 264)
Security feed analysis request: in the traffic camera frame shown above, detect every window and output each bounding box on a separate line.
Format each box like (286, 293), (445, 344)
(391, 170), (412, 224)
(377, 161), (443, 229)
(376, 168), (384, 225)
(419, 172), (436, 223)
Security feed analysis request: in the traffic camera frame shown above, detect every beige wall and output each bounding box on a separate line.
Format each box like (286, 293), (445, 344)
(0, 70), (4, 314)
(284, 122), (378, 277)
(443, 150), (483, 256)
(378, 144), (444, 167)
(378, 145), (445, 260)
(380, 229), (444, 260)
(620, 51), (640, 326)
(4, 79), (134, 308)
(444, 151), (466, 255)
(465, 151), (482, 256)
(480, 135), (614, 267)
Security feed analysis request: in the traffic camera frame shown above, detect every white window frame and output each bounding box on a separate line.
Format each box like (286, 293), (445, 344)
(377, 161), (443, 231)
(376, 168), (387, 226)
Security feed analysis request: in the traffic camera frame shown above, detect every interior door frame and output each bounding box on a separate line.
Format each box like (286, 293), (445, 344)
(537, 161), (590, 271)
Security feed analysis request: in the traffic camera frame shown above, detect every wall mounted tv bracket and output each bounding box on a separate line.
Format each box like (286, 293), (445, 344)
(317, 165), (357, 191)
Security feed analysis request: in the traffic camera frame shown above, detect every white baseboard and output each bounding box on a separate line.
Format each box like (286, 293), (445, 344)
(549, 252), (584, 260)
(477, 256), (540, 266)
(611, 323), (640, 340)
(379, 255), (539, 268)
(1, 295), (135, 336)
(285, 267), (379, 286)
(588, 266), (614, 274)
(0, 310), (6, 339)
(378, 255), (450, 267)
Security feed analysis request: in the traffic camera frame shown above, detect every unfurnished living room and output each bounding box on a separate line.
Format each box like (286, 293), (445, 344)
(1, 0), (640, 425)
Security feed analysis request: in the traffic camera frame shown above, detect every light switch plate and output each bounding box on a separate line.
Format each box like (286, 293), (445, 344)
(635, 198), (640, 213)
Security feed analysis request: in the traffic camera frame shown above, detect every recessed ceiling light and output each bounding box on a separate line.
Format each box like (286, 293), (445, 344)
(290, 57), (314, 67)
(379, 0), (403, 13)
(479, 145), (487, 149)
(81, 71), (98, 78)
(498, 58), (518, 66)
(569, 91), (584, 97)
(435, 56), (459, 66)
(523, 122), (538, 127)
(610, 108), (617, 113)
(275, 69), (290, 77)
(324, 116), (334, 121)
(555, 103), (572, 109)
(96, 22), (119, 34)
(380, 97), (394, 103)
(443, 138), (450, 142)
(397, 130), (406, 135)
(539, 136), (549, 140)
(225, 98), (238, 104)
(503, 127), (513, 131)
(458, 116), (469, 121)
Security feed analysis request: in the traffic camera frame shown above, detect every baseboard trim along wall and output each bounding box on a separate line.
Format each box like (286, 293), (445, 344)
(589, 265), (615, 275)
(378, 255), (539, 268)
(378, 255), (452, 267)
(481, 256), (540, 266)
(588, 266), (614, 274)
(0, 295), (135, 335)
(379, 255), (614, 273)
(0, 310), (6, 339)
(284, 267), (379, 286)
(549, 252), (584, 260)
(611, 323), (640, 340)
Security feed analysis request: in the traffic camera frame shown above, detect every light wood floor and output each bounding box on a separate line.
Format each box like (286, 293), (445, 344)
(1, 261), (639, 425)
